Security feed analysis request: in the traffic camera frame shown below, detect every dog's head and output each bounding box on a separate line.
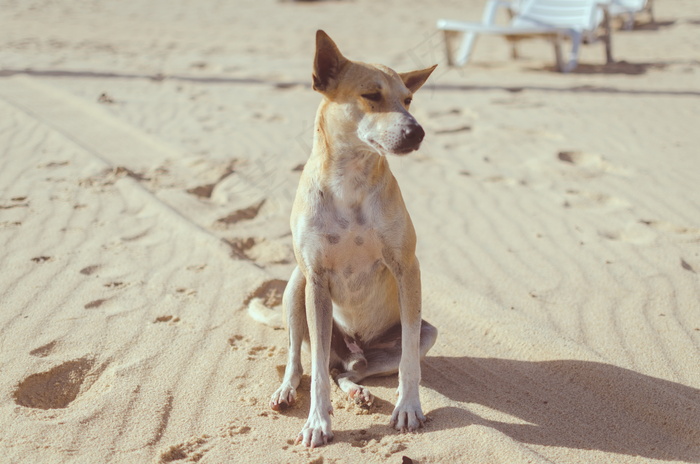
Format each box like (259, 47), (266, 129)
(312, 30), (436, 156)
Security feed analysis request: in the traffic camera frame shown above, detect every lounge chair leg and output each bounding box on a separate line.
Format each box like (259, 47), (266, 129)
(442, 30), (455, 66)
(505, 4), (518, 59)
(553, 36), (565, 72)
(455, 32), (478, 66)
(557, 31), (582, 73)
(602, 8), (614, 63)
(510, 41), (519, 60)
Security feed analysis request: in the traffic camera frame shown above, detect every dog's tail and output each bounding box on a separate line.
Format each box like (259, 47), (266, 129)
(247, 297), (284, 329)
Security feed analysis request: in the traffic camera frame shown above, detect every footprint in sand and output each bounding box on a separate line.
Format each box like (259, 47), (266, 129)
(434, 124), (472, 135)
(426, 107), (475, 136)
(598, 221), (657, 245)
(228, 335), (278, 359)
(104, 281), (125, 289)
(228, 334), (247, 349)
(175, 287), (197, 298)
(599, 219), (700, 247)
(481, 175), (521, 187)
(680, 259), (696, 273)
(216, 200), (266, 226)
(29, 340), (60, 358)
(563, 189), (631, 213)
(154, 315), (181, 324)
(185, 160), (237, 200)
(84, 298), (110, 309)
(349, 432), (410, 458)
(245, 345), (279, 360)
(14, 358), (97, 409)
(223, 237), (292, 265)
(0, 196), (29, 209)
(557, 150), (631, 178)
(158, 435), (211, 464)
(639, 219), (700, 242)
(39, 161), (70, 169)
(159, 423), (255, 463)
(223, 237), (257, 261)
(80, 265), (101, 276)
(78, 166), (148, 190)
(218, 422), (252, 438)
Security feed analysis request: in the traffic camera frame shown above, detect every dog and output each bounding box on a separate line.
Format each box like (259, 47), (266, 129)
(270, 30), (438, 448)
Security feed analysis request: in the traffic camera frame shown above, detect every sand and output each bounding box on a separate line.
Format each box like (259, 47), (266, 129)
(1, 0), (699, 462)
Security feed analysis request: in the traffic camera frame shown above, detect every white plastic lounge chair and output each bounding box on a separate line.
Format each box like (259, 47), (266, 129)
(437, 0), (613, 72)
(606, 0), (654, 29)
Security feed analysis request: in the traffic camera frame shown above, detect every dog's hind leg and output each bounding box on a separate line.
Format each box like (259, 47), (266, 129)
(270, 266), (307, 411)
(332, 320), (437, 408)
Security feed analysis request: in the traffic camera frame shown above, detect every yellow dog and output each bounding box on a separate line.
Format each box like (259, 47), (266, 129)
(270, 30), (437, 448)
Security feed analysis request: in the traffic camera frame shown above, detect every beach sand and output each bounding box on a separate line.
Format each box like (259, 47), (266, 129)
(1, 0), (699, 462)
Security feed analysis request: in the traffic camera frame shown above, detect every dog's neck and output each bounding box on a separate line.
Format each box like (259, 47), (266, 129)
(310, 101), (392, 206)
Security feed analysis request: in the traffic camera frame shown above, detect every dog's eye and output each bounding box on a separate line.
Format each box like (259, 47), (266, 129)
(404, 97), (412, 106)
(361, 92), (382, 102)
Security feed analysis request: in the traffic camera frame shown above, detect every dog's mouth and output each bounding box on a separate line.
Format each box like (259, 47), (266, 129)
(393, 144), (420, 155)
(365, 122), (425, 156)
(367, 138), (420, 156)
(366, 138), (389, 155)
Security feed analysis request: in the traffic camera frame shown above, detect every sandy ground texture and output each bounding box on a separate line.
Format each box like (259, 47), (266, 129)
(1, 0), (700, 463)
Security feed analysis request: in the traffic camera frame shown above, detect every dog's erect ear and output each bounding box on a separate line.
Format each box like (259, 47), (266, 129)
(313, 30), (348, 93)
(399, 64), (438, 93)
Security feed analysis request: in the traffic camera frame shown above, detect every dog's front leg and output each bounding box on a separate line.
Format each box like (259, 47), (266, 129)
(271, 266), (306, 410)
(297, 270), (334, 447)
(389, 257), (426, 432)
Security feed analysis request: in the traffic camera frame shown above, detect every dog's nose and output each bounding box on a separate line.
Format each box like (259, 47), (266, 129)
(402, 123), (425, 146)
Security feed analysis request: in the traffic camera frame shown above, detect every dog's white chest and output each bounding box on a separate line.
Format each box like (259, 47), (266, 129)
(314, 208), (400, 338)
(321, 219), (385, 278)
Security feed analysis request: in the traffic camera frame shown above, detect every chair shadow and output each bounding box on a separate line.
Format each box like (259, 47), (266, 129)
(535, 60), (670, 75)
(617, 19), (678, 31)
(421, 356), (700, 462)
(569, 60), (670, 75)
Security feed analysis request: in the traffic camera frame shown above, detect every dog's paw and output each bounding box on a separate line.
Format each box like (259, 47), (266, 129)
(270, 383), (297, 411)
(389, 398), (426, 432)
(349, 386), (374, 409)
(296, 409), (334, 448)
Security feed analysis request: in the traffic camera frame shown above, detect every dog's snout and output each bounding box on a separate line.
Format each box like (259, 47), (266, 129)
(403, 123), (425, 145)
(403, 123), (424, 143)
(361, 113), (428, 155)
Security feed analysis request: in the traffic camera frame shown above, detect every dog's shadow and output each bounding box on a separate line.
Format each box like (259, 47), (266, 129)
(420, 356), (700, 462)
